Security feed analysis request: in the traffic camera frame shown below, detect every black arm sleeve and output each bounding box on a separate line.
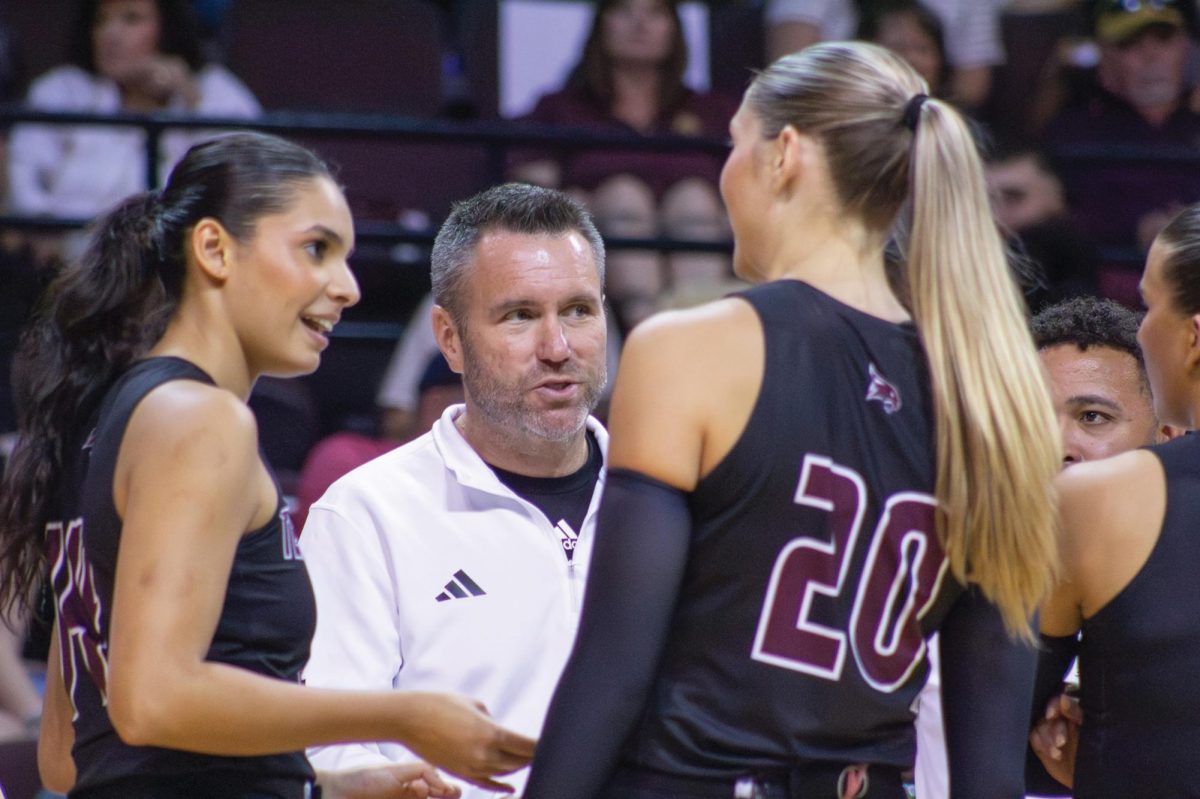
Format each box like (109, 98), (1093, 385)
(523, 468), (693, 799)
(1023, 633), (1079, 796)
(939, 586), (1038, 799)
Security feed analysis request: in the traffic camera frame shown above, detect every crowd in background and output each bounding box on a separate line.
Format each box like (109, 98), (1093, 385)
(2, 0), (1198, 445)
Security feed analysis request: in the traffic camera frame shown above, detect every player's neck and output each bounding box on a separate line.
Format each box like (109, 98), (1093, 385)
(148, 315), (255, 400)
(767, 226), (908, 323)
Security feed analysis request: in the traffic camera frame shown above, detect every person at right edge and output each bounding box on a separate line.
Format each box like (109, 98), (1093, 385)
(523, 41), (1060, 799)
(1030, 204), (1200, 794)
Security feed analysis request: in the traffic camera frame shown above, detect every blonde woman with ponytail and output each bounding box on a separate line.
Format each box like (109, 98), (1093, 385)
(523, 41), (1059, 799)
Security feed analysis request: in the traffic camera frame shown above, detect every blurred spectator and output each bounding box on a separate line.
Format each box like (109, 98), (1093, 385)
(0, 6), (40, 441)
(857, 0), (952, 97)
(998, 1), (1094, 138)
(764, 0), (1005, 109)
(990, 145), (1067, 233)
(986, 143), (1100, 310)
(0, 8), (26, 105)
(7, 0), (259, 226)
(0, 243), (43, 439)
(0, 7), (28, 226)
(292, 353), (464, 531)
(1042, 0), (1200, 258)
(376, 293), (441, 441)
(509, 0), (737, 331)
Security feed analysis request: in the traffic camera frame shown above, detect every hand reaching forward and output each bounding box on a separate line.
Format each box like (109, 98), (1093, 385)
(318, 763), (461, 799)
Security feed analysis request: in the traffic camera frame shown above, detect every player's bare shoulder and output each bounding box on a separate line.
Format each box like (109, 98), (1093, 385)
(127, 379), (258, 454)
(115, 379), (264, 512)
(612, 298), (765, 485)
(1055, 448), (1166, 616)
(623, 298), (762, 396)
(1056, 449), (1163, 541)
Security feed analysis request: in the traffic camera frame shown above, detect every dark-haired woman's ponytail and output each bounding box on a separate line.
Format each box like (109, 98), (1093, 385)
(0, 191), (179, 614)
(0, 131), (332, 614)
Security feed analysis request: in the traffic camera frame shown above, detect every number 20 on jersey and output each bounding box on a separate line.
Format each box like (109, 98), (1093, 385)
(751, 454), (948, 693)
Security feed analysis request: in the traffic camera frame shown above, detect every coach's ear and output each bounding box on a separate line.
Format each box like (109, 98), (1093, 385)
(431, 304), (464, 376)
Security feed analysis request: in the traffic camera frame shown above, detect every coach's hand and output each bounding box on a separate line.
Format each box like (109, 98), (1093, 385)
(1029, 692), (1081, 788)
(399, 692), (537, 793)
(317, 763), (461, 798)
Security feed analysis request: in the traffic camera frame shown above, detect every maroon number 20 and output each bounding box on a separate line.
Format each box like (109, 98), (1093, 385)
(750, 454), (947, 692)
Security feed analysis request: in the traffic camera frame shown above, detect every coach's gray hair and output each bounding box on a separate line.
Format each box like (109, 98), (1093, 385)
(431, 183), (606, 323)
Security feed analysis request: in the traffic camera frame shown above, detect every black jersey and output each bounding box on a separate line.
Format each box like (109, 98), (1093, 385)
(46, 357), (316, 796)
(1072, 433), (1200, 796)
(620, 280), (962, 777)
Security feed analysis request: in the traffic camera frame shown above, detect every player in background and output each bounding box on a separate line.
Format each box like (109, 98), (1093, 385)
(915, 295), (1179, 799)
(1032, 203), (1200, 795)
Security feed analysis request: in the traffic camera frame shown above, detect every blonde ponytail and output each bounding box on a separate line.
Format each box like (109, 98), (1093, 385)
(907, 99), (1060, 639)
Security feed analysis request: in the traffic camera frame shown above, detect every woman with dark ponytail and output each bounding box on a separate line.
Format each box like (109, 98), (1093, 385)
(0, 132), (534, 799)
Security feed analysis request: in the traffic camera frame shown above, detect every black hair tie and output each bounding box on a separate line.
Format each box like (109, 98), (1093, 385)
(904, 93), (929, 132)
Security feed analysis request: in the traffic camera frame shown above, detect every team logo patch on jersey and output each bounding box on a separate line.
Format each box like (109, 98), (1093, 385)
(865, 362), (902, 414)
(435, 569), (487, 602)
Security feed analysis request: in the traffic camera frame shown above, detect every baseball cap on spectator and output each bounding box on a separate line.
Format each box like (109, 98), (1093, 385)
(1095, 0), (1186, 44)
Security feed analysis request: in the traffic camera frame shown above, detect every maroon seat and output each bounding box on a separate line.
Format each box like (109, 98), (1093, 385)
(985, 9), (1089, 140)
(6, 0), (76, 82)
(709, 2), (765, 98)
(0, 737), (41, 799)
(226, 0), (444, 116)
(297, 136), (489, 225)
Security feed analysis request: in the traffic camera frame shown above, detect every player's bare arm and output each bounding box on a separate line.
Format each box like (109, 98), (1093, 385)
(104, 381), (535, 786)
(38, 623), (75, 793)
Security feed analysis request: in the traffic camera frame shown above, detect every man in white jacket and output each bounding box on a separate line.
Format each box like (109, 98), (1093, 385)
(301, 183), (610, 797)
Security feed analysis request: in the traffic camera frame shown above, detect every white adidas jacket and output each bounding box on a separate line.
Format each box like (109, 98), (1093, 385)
(301, 405), (607, 797)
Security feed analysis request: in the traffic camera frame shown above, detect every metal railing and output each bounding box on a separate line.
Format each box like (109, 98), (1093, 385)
(0, 106), (733, 253)
(1, 105), (1192, 336)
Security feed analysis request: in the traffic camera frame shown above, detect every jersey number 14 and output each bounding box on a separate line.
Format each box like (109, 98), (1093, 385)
(751, 454), (946, 692)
